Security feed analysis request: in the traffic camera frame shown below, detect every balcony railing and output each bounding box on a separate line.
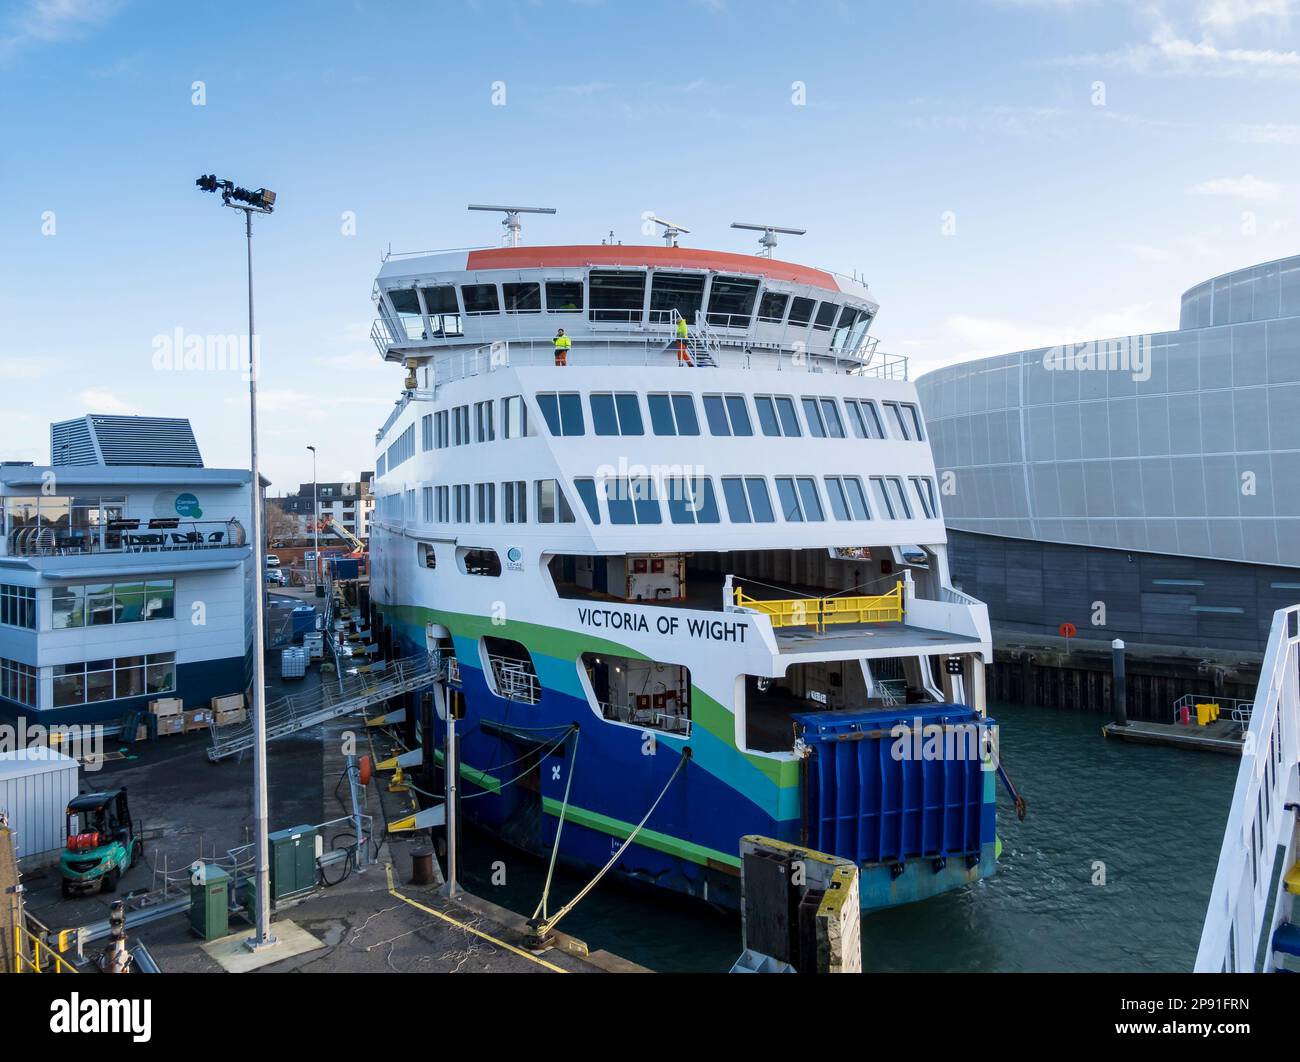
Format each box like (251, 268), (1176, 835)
(731, 581), (905, 632)
(4, 518), (248, 558)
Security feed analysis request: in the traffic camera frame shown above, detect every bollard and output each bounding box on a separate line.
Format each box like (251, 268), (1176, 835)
(410, 848), (435, 886)
(1111, 638), (1128, 727)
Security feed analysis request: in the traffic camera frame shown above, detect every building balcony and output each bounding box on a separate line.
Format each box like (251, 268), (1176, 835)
(2, 518), (248, 560)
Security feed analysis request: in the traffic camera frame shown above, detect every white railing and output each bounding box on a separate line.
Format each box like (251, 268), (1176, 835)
(1172, 692), (1254, 727)
(1195, 604), (1300, 972)
(487, 655), (540, 703)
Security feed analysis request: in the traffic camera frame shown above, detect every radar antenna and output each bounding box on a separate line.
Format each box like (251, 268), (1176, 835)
(648, 215), (690, 247)
(467, 204), (557, 248)
(731, 221), (806, 258)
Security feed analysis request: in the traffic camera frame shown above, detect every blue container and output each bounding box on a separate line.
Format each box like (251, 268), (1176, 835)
(792, 704), (993, 866)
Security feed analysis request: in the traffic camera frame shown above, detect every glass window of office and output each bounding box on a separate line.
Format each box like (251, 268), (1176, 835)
(0, 585), (35, 629)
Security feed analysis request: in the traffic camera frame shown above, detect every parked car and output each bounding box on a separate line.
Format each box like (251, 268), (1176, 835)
(265, 569), (286, 586)
(265, 554), (281, 567)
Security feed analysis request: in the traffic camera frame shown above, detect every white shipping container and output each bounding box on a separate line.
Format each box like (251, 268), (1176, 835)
(0, 748), (79, 866)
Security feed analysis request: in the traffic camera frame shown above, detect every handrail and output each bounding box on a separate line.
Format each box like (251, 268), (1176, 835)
(1195, 605), (1300, 972)
(1172, 692), (1254, 726)
(13, 924), (78, 973)
(732, 581), (904, 632)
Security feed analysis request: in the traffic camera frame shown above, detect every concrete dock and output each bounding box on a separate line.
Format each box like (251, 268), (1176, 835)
(18, 661), (644, 974)
(1101, 717), (1245, 755)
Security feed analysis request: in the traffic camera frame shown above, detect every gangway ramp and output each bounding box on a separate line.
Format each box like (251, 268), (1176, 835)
(207, 655), (435, 762)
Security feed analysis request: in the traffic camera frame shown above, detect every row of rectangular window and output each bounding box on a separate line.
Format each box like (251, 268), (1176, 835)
(400, 474), (937, 529)
(534, 390), (924, 443)
(383, 273), (874, 352)
(1, 657), (36, 707)
(386, 423), (415, 471)
(53, 652), (176, 708)
(423, 396), (530, 454)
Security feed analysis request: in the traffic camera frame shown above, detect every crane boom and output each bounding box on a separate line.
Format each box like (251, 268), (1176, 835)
(322, 515), (366, 555)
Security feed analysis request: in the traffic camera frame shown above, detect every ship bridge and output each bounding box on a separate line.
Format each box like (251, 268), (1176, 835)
(370, 244), (902, 383)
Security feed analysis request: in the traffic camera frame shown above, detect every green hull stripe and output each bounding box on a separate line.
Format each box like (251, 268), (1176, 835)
(541, 796), (742, 870)
(434, 749), (502, 794)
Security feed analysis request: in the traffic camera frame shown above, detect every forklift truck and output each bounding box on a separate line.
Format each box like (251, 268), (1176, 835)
(59, 789), (143, 897)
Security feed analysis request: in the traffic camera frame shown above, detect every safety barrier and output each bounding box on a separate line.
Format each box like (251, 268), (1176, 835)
(13, 924), (77, 973)
(733, 581), (904, 632)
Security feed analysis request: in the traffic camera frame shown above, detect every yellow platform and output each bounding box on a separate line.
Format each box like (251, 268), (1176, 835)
(1285, 862), (1300, 896)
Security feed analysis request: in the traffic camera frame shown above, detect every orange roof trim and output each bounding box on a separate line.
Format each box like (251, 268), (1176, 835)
(465, 245), (841, 292)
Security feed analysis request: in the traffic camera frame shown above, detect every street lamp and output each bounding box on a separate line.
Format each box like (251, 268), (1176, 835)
(196, 172), (277, 952)
(306, 446), (318, 592)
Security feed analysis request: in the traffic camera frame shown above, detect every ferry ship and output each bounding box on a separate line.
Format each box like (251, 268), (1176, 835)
(366, 211), (999, 912)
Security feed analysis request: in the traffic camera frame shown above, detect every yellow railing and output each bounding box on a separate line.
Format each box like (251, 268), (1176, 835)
(733, 582), (904, 632)
(13, 924), (77, 973)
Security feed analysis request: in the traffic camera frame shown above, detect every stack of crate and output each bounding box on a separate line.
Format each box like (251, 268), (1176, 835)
(212, 693), (247, 727)
(150, 697), (185, 737)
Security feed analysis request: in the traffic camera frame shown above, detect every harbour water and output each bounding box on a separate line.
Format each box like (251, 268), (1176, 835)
(459, 702), (1237, 972)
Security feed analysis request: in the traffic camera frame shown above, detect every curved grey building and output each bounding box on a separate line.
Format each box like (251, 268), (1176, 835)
(916, 254), (1300, 652)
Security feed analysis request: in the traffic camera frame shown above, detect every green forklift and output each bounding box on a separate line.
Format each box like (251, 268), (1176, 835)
(59, 789), (143, 898)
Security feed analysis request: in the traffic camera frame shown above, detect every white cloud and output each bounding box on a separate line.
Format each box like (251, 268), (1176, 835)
(0, 0), (123, 61)
(1198, 0), (1292, 32)
(1232, 121), (1300, 142)
(1188, 174), (1283, 199)
(78, 389), (137, 414)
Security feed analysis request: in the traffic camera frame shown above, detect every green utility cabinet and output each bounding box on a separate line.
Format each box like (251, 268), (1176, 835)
(269, 825), (318, 902)
(190, 864), (230, 941)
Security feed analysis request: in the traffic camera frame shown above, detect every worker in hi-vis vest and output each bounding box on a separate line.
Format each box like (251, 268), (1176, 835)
(553, 327), (571, 366)
(676, 314), (689, 364)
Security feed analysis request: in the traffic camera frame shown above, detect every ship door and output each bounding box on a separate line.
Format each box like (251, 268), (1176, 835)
(593, 557), (608, 594)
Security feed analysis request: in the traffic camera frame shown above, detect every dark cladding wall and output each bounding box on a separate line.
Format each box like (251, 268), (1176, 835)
(949, 530), (1300, 653)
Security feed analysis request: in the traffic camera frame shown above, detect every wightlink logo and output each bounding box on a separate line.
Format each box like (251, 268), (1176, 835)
(50, 994), (151, 1042)
(890, 717), (999, 772)
(1042, 335), (1151, 382)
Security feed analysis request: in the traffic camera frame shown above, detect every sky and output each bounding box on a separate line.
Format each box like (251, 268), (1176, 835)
(1, 0), (1298, 491)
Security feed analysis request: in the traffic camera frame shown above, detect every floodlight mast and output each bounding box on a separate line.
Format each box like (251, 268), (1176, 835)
(467, 204), (557, 247)
(649, 215), (690, 248)
(731, 221), (806, 258)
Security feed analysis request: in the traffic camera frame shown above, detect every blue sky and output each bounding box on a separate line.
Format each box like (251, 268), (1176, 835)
(2, 0), (1298, 489)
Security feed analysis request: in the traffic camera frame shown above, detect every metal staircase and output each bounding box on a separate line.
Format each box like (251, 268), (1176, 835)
(666, 309), (719, 367)
(207, 654), (434, 761)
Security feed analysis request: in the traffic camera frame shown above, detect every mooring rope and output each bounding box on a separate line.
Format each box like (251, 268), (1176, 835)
(534, 748), (691, 938)
(532, 727), (581, 922)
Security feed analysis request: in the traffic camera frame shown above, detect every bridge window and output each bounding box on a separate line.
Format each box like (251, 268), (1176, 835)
(503, 282), (541, 313)
(461, 283), (500, 315)
(757, 291), (789, 323)
(667, 477), (720, 524)
(788, 297), (815, 327)
(589, 392), (644, 436)
(648, 272), (705, 325)
(419, 285), (463, 336)
(545, 281), (583, 312)
(589, 270), (645, 322)
(573, 478), (601, 523)
(604, 477), (661, 525)
(703, 394), (753, 436)
(459, 547), (502, 577)
(502, 480), (527, 523)
(754, 395), (802, 437)
(825, 476), (871, 521)
(844, 398), (885, 439)
(706, 275), (760, 328)
(910, 476), (939, 519)
(812, 301), (838, 330)
(831, 306), (860, 351)
(647, 393), (700, 436)
(870, 476), (913, 519)
(722, 477), (776, 523)
(387, 288), (424, 340)
(536, 392), (585, 436)
(883, 400), (925, 441)
(536, 479), (576, 524)
(482, 637), (540, 703)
